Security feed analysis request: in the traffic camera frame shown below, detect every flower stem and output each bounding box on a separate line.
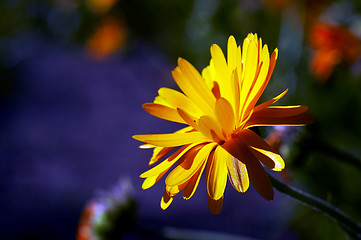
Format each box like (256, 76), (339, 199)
(268, 174), (361, 239)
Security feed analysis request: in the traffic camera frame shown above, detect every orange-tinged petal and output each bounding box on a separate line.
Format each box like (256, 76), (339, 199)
(166, 143), (217, 186)
(143, 103), (185, 124)
(254, 105), (309, 117)
(245, 112), (315, 128)
(161, 191), (173, 210)
(207, 194), (223, 215)
(253, 89), (288, 112)
(166, 182), (188, 197)
(177, 108), (199, 130)
(149, 146), (174, 165)
(238, 129), (284, 171)
(206, 146), (228, 200)
(133, 131), (208, 147)
(215, 97), (235, 137)
(158, 87), (203, 118)
(140, 143), (199, 178)
(183, 160), (207, 200)
(221, 134), (274, 200)
(266, 48), (278, 83)
(226, 156), (249, 193)
(198, 116), (224, 142)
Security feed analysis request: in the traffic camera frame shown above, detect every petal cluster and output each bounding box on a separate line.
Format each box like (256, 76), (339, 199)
(133, 34), (313, 215)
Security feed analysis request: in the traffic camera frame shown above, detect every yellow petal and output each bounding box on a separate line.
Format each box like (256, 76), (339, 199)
(132, 131), (208, 147)
(226, 156), (249, 192)
(238, 129), (284, 171)
(240, 40), (258, 120)
(182, 160), (207, 200)
(198, 115), (224, 142)
(143, 103), (185, 124)
(227, 35), (238, 71)
(142, 175), (160, 189)
(166, 182), (188, 197)
(158, 87), (203, 118)
(243, 44), (270, 117)
(206, 146), (228, 200)
(161, 190), (173, 210)
(215, 97), (235, 137)
(210, 44), (232, 102)
(172, 67), (213, 117)
(207, 194), (223, 215)
(165, 143), (217, 186)
(140, 143), (199, 178)
(177, 58), (216, 112)
(149, 146), (174, 165)
(177, 108), (199, 130)
(231, 70), (241, 124)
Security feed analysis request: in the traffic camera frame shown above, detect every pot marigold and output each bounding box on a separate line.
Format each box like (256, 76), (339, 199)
(133, 34), (313, 215)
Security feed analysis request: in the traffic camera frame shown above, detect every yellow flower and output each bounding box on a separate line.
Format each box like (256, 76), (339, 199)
(133, 34), (313, 215)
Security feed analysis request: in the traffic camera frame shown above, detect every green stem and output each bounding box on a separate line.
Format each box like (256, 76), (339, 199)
(268, 174), (361, 239)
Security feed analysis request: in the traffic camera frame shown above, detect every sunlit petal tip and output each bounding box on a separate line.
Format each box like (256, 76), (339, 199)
(207, 194), (223, 215)
(161, 191), (173, 210)
(139, 144), (154, 149)
(273, 48), (279, 59)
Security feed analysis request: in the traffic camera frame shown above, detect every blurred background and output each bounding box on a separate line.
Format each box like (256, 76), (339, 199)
(0, 0), (361, 239)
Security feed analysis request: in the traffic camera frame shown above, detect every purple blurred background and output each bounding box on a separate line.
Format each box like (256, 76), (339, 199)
(0, 36), (296, 239)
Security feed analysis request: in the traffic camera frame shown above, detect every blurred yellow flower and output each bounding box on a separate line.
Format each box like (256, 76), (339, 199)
(133, 34), (313, 215)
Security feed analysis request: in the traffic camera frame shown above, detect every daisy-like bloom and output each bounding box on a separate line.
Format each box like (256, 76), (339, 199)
(133, 34), (313, 215)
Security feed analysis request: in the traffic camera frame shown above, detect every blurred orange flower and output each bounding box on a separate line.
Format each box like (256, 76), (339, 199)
(86, 17), (127, 60)
(309, 23), (361, 82)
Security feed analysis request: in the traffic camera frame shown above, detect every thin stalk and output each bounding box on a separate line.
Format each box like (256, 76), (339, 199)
(268, 174), (361, 239)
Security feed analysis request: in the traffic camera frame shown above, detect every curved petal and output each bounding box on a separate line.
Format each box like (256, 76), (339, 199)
(215, 97), (235, 137)
(183, 160), (207, 200)
(245, 112), (315, 128)
(161, 191), (173, 210)
(211, 44), (231, 101)
(166, 143), (217, 186)
(206, 146), (228, 200)
(253, 89), (288, 112)
(253, 105), (309, 117)
(158, 87), (203, 118)
(207, 194), (223, 216)
(239, 129), (284, 171)
(140, 143), (199, 178)
(221, 134), (274, 200)
(133, 131), (208, 147)
(149, 146), (175, 166)
(227, 35), (238, 72)
(143, 103), (185, 123)
(198, 116), (224, 142)
(226, 156), (249, 193)
(172, 66), (215, 118)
